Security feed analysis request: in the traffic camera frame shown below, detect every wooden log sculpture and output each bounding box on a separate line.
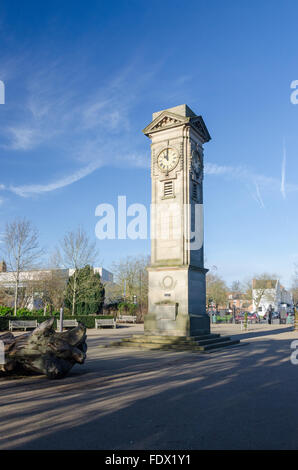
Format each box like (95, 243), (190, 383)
(0, 318), (87, 379)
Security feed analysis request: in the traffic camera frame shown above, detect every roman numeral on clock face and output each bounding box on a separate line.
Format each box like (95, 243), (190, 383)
(157, 147), (179, 172)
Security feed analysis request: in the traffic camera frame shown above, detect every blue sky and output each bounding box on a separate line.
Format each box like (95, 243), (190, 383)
(0, 0), (298, 288)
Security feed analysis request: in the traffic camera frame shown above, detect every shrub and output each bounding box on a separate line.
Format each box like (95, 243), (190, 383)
(128, 303), (137, 315)
(16, 308), (34, 317)
(0, 317), (9, 330)
(0, 306), (13, 316)
(215, 315), (232, 323)
(0, 305), (63, 317)
(118, 302), (137, 315)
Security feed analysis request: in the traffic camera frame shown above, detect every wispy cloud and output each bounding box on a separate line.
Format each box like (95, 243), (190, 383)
(204, 163), (232, 176)
(5, 127), (40, 150)
(9, 150), (148, 197)
(254, 181), (265, 209)
(205, 162), (267, 207)
(205, 163), (249, 179)
(205, 160), (298, 207)
(1, 53), (297, 207)
(0, 56), (158, 154)
(10, 160), (103, 197)
(0, 55), (158, 198)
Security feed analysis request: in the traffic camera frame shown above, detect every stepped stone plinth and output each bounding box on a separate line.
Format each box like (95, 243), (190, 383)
(107, 332), (240, 353)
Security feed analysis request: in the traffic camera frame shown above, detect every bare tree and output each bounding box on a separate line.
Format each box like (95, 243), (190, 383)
(52, 227), (98, 315)
(104, 280), (123, 304)
(0, 285), (13, 307)
(111, 255), (149, 319)
(206, 270), (228, 310)
(230, 281), (243, 296)
(1, 218), (44, 316)
(25, 269), (68, 314)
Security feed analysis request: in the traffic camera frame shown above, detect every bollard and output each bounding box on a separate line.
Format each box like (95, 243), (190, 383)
(0, 340), (5, 366)
(244, 312), (248, 330)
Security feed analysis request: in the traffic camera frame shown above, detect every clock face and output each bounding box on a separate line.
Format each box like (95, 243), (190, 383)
(157, 147), (179, 172)
(192, 150), (202, 174)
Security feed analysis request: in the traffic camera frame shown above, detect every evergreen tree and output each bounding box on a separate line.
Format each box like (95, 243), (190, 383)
(64, 265), (105, 315)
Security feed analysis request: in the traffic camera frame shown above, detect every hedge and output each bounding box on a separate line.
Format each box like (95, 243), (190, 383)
(0, 315), (114, 331)
(0, 306), (61, 317)
(0, 306), (109, 318)
(215, 315), (232, 323)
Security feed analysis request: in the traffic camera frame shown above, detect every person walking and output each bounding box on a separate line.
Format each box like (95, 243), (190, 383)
(268, 305), (273, 325)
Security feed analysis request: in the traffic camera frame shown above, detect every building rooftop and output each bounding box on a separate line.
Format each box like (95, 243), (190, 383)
(252, 279), (277, 289)
(152, 104), (197, 120)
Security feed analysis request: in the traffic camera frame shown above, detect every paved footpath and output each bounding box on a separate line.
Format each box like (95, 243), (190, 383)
(0, 323), (298, 450)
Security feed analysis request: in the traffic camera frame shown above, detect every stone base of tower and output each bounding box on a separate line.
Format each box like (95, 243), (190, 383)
(144, 312), (210, 337)
(144, 265), (210, 337)
(108, 264), (242, 352)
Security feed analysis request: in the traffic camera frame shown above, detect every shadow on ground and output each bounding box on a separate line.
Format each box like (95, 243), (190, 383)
(0, 328), (297, 450)
(226, 326), (294, 341)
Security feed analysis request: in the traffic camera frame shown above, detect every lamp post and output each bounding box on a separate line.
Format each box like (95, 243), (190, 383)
(268, 304), (273, 325)
(233, 304), (236, 324)
(59, 306), (64, 332)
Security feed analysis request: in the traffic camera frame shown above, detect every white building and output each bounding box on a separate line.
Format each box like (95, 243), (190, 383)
(68, 267), (113, 283)
(0, 261), (113, 310)
(252, 279), (293, 316)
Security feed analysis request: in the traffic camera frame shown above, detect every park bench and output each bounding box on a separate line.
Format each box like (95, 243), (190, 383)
(117, 315), (137, 323)
(95, 318), (116, 329)
(57, 319), (78, 330)
(9, 320), (38, 332)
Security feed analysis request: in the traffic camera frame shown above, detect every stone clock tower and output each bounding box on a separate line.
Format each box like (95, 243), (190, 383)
(143, 104), (211, 337)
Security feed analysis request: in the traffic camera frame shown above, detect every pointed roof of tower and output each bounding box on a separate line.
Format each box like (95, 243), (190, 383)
(143, 104), (211, 142)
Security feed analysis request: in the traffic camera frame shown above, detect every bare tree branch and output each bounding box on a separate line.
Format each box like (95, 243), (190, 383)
(1, 218), (44, 315)
(52, 227), (98, 315)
